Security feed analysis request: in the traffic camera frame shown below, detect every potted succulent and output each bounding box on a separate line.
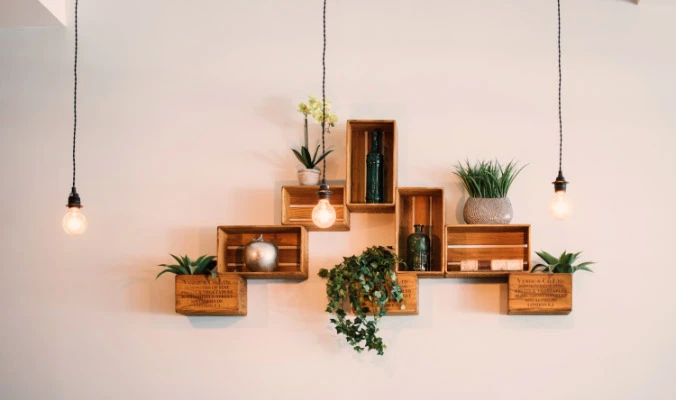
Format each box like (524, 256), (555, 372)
(509, 250), (594, 315)
(453, 159), (526, 224)
(157, 254), (247, 316)
(293, 96), (337, 185)
(318, 246), (405, 355)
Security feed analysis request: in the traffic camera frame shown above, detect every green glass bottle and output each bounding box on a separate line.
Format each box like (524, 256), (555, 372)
(366, 130), (384, 203)
(407, 224), (430, 271)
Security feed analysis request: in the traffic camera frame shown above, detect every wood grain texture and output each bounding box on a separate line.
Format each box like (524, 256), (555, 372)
(508, 273), (572, 315)
(445, 224), (531, 278)
(175, 275), (247, 316)
(395, 188), (445, 278)
(281, 185), (350, 231)
(216, 225), (308, 280)
(346, 120), (397, 213)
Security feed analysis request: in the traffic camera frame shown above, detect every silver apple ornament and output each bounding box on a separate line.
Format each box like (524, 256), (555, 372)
(244, 234), (278, 272)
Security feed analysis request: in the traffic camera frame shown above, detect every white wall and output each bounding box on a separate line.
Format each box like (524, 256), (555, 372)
(1, 0), (675, 399)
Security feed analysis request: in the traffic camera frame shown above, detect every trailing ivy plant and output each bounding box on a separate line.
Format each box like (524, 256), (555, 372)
(318, 246), (405, 356)
(156, 254), (217, 279)
(531, 250), (594, 274)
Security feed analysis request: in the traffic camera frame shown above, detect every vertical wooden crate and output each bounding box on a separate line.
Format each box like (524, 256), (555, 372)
(508, 273), (572, 315)
(395, 188), (445, 278)
(346, 120), (397, 213)
(360, 272), (419, 316)
(281, 185), (350, 231)
(217, 225), (308, 280)
(175, 275), (247, 316)
(445, 224), (530, 278)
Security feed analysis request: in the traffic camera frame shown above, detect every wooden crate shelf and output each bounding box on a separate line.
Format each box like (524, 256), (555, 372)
(395, 188), (445, 278)
(346, 120), (397, 213)
(281, 185), (350, 231)
(216, 225), (308, 280)
(445, 224), (530, 279)
(508, 273), (572, 315)
(175, 275), (247, 316)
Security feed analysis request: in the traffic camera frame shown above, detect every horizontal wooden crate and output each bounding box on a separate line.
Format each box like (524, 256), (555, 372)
(346, 120), (397, 213)
(217, 225), (308, 280)
(175, 275), (247, 316)
(361, 273), (419, 316)
(395, 188), (445, 278)
(508, 273), (572, 315)
(281, 185), (350, 231)
(445, 224), (530, 278)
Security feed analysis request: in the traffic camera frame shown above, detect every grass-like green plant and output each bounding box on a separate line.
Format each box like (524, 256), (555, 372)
(531, 250), (595, 274)
(318, 246), (405, 356)
(156, 254), (217, 279)
(453, 159), (526, 198)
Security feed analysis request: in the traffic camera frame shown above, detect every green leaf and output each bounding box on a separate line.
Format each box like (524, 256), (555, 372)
(574, 265), (594, 273)
(155, 269), (175, 279)
(170, 254), (185, 267)
(536, 251), (558, 265)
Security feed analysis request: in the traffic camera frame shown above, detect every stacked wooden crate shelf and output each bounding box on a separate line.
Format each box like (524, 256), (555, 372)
(281, 185), (350, 231)
(217, 225), (309, 280)
(445, 224), (530, 278)
(175, 275), (247, 316)
(346, 120), (397, 213)
(395, 187), (445, 278)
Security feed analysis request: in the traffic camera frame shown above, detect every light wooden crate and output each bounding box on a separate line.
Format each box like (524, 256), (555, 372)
(281, 185), (350, 231)
(346, 120), (397, 213)
(216, 225), (308, 280)
(395, 187), (445, 278)
(175, 275), (247, 316)
(445, 224), (530, 278)
(508, 273), (572, 315)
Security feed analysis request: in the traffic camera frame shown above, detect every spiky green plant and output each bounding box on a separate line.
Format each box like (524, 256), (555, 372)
(531, 250), (595, 274)
(292, 145), (333, 170)
(156, 254), (217, 279)
(453, 159), (526, 198)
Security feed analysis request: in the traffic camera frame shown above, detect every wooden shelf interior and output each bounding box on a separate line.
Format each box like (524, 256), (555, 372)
(217, 225), (308, 280)
(281, 185), (350, 231)
(395, 188), (445, 277)
(346, 120), (397, 211)
(445, 224), (530, 277)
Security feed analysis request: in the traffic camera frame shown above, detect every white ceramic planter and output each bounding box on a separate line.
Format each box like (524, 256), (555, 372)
(297, 168), (321, 186)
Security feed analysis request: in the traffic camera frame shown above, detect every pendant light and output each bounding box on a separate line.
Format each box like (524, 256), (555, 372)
(549, 0), (572, 220)
(62, 0), (88, 236)
(311, 0), (337, 229)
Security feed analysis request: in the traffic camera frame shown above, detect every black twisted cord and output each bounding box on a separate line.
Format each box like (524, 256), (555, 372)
(321, 0), (327, 181)
(72, 0), (79, 189)
(557, 0), (563, 173)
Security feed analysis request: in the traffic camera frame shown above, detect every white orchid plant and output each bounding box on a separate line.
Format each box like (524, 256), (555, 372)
(293, 95), (338, 170)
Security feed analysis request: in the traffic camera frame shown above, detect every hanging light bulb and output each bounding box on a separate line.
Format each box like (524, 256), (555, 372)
(312, 181), (336, 228)
(311, 0), (335, 229)
(549, 0), (572, 221)
(550, 172), (572, 220)
(63, 0), (88, 235)
(63, 188), (87, 235)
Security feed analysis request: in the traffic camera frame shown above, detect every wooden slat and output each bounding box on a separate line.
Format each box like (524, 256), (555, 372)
(175, 275), (247, 316)
(286, 206), (345, 221)
(447, 231), (528, 246)
(446, 246), (527, 263)
(508, 273), (572, 315)
(225, 247), (300, 265)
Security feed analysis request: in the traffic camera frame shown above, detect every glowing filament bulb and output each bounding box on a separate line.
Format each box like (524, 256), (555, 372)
(62, 207), (87, 235)
(549, 190), (572, 220)
(312, 199), (336, 228)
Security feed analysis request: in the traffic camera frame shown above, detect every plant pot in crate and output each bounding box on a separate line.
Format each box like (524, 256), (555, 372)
(297, 168), (321, 186)
(463, 197), (513, 224)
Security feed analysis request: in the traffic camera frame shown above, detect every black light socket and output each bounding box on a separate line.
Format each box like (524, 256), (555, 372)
(552, 170), (569, 192)
(317, 179), (332, 200)
(67, 186), (82, 208)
